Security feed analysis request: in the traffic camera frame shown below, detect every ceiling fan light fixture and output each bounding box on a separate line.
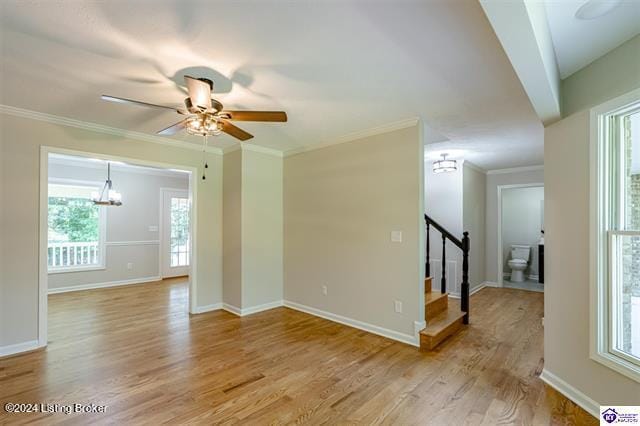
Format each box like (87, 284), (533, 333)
(186, 114), (223, 136)
(433, 154), (457, 174)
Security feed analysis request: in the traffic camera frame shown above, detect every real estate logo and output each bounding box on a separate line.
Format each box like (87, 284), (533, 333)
(601, 406), (640, 425)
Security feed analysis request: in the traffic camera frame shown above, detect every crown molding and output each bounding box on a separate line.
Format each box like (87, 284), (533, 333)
(462, 160), (486, 174)
(0, 104), (225, 155)
(486, 165), (544, 175)
(240, 143), (284, 157)
(283, 117), (420, 158)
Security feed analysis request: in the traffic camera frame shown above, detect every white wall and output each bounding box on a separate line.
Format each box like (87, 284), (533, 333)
(0, 113), (223, 349)
(501, 186), (543, 279)
(47, 162), (189, 290)
(424, 160), (464, 294)
(545, 109), (640, 408)
(485, 168), (544, 284)
(463, 164), (486, 290)
(284, 124), (424, 341)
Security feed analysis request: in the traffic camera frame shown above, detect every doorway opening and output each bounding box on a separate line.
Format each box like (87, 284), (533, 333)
(38, 147), (198, 348)
(497, 184), (544, 292)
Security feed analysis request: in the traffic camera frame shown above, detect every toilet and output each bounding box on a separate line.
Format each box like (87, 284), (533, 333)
(508, 245), (531, 282)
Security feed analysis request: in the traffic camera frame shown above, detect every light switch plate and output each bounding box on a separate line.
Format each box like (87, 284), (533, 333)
(391, 230), (402, 243)
(394, 300), (403, 313)
(148, 225), (159, 232)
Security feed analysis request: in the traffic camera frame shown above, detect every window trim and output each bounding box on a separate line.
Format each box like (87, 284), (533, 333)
(47, 178), (108, 274)
(590, 88), (640, 383)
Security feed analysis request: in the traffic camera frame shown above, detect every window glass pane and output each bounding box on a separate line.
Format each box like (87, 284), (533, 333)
(48, 183), (101, 269)
(169, 196), (190, 267)
(624, 112), (640, 231)
(613, 233), (640, 360)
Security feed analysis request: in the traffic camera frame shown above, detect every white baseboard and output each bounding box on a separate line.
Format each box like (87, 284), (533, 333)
(241, 300), (284, 316)
(48, 276), (162, 294)
(483, 281), (500, 288)
(448, 282), (488, 299)
(222, 300), (284, 317)
(283, 300), (419, 347)
(191, 303), (222, 314)
(0, 340), (42, 358)
(539, 369), (600, 418)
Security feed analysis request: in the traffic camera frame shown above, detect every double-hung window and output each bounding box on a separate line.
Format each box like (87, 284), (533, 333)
(48, 181), (106, 273)
(592, 90), (640, 382)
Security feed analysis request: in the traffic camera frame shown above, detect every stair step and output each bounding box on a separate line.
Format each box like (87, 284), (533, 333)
(425, 276), (433, 293)
(425, 290), (448, 320)
(420, 301), (466, 351)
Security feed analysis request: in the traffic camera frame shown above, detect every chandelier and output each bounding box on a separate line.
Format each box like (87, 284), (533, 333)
(91, 162), (122, 206)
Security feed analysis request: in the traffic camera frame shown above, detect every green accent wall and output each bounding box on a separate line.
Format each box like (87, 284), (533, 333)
(561, 34), (640, 117)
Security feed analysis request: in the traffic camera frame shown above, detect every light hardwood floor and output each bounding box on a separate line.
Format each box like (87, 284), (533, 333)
(1, 279), (596, 425)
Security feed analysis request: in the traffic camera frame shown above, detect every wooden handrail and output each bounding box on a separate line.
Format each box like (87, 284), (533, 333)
(424, 214), (462, 249)
(424, 214), (470, 324)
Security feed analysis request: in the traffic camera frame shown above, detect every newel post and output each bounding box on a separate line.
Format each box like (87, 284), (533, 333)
(461, 231), (470, 324)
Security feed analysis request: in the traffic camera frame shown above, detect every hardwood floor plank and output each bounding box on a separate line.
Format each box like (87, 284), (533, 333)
(0, 279), (596, 425)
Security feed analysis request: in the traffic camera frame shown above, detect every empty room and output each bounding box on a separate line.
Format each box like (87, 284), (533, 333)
(1, 0), (639, 424)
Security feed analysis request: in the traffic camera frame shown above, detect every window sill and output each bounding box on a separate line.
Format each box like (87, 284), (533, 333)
(48, 265), (106, 274)
(591, 350), (640, 384)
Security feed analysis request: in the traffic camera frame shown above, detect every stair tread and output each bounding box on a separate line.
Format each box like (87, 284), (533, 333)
(421, 302), (465, 337)
(425, 290), (447, 304)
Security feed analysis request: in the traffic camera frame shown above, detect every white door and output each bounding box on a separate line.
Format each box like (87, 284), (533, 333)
(161, 189), (191, 278)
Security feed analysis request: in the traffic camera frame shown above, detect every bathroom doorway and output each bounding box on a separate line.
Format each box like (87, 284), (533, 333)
(497, 184), (544, 292)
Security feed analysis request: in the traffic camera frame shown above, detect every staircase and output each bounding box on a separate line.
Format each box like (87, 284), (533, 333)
(420, 276), (465, 350)
(419, 215), (470, 351)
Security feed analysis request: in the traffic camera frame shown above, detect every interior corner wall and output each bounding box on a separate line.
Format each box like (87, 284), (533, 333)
(462, 164), (486, 290)
(545, 110), (640, 406)
(561, 34), (640, 117)
(284, 124), (423, 339)
(240, 150), (283, 308)
(485, 168), (544, 284)
(222, 149), (242, 308)
(0, 113), (223, 349)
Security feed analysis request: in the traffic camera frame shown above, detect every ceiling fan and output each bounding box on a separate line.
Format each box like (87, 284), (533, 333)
(101, 75), (287, 141)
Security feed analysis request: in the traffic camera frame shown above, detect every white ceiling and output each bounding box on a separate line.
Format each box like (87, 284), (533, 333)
(0, 0), (544, 170)
(545, 0), (640, 79)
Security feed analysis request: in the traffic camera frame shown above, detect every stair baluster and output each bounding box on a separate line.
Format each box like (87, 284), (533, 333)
(426, 222), (431, 277)
(424, 214), (470, 324)
(441, 234), (446, 294)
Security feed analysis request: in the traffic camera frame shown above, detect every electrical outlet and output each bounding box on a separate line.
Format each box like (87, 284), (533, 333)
(391, 230), (402, 243)
(148, 225), (158, 232)
(322, 285), (328, 296)
(394, 300), (403, 313)
(127, 262), (133, 270)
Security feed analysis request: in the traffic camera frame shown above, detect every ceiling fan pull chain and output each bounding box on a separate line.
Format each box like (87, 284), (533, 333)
(202, 134), (207, 180)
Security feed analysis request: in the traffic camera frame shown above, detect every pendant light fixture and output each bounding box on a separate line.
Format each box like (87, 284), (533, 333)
(433, 153), (457, 174)
(91, 162), (122, 206)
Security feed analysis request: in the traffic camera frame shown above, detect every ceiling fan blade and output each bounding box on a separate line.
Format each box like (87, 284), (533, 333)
(157, 119), (187, 136)
(184, 75), (212, 111)
(222, 110), (287, 122)
(101, 95), (187, 115)
(219, 120), (254, 141)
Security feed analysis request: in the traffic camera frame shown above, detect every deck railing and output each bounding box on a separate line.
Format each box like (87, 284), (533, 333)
(48, 241), (100, 268)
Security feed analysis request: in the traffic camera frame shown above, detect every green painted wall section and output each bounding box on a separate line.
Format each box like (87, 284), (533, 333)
(561, 34), (640, 117)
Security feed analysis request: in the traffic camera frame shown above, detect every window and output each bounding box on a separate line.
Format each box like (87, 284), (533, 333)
(592, 91), (640, 382)
(170, 197), (190, 267)
(48, 182), (106, 272)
